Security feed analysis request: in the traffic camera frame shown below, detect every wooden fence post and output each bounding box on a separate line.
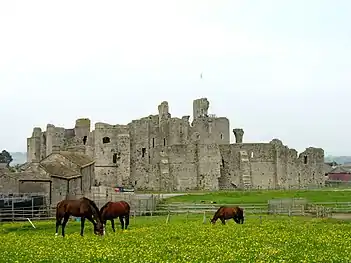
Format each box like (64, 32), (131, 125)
(133, 211), (136, 224)
(138, 200), (141, 216)
(166, 211), (170, 224)
(31, 197), (34, 218)
(202, 211), (206, 224)
(11, 198), (14, 221)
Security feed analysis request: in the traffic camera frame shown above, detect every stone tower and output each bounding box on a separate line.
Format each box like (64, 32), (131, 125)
(233, 128), (244, 143)
(193, 98), (209, 119)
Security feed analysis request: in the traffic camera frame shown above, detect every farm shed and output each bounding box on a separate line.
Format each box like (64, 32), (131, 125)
(324, 163), (335, 176)
(326, 165), (351, 182)
(18, 151), (95, 206)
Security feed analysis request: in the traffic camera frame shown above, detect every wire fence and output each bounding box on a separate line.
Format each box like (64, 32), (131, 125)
(1, 201), (351, 222)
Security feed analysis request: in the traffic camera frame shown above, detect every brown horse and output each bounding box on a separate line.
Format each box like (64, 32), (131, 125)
(210, 206), (244, 225)
(55, 197), (104, 237)
(100, 201), (130, 232)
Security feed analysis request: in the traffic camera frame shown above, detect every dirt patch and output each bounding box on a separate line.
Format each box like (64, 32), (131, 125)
(330, 213), (351, 220)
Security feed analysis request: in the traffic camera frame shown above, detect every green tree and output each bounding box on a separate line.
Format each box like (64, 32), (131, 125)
(0, 150), (13, 167)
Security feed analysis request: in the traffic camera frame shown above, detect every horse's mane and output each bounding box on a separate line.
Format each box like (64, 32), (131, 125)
(213, 206), (226, 217)
(100, 201), (112, 213)
(82, 197), (102, 221)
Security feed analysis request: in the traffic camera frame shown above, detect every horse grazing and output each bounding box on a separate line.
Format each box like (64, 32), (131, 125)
(210, 206), (244, 225)
(55, 197), (104, 237)
(100, 201), (130, 232)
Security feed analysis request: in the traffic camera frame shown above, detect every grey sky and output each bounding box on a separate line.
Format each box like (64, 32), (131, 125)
(0, 0), (350, 156)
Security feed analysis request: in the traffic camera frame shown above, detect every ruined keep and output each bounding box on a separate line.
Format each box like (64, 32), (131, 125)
(26, 98), (325, 191)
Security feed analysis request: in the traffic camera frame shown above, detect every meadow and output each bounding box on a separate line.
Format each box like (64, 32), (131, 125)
(1, 214), (351, 262)
(162, 189), (351, 204)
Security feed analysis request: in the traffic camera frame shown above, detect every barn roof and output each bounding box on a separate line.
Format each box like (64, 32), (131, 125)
(329, 165), (351, 174)
(324, 163), (334, 174)
(58, 151), (94, 167)
(40, 162), (80, 179)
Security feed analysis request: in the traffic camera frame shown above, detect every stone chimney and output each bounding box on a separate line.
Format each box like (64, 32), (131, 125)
(233, 128), (244, 143)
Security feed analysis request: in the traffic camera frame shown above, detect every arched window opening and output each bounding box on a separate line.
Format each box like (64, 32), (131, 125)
(102, 137), (110, 144)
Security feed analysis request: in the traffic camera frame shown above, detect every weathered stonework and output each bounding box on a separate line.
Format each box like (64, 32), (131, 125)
(24, 98), (325, 192)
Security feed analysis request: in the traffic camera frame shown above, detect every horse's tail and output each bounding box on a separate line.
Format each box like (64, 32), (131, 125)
(125, 211), (130, 227)
(235, 206), (244, 222)
(123, 201), (131, 215)
(237, 206), (244, 215)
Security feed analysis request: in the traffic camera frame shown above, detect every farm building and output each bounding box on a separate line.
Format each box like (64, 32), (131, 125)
(16, 151), (95, 205)
(326, 165), (351, 182)
(324, 162), (336, 176)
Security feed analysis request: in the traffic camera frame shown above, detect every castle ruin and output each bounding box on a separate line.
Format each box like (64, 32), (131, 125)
(25, 98), (325, 192)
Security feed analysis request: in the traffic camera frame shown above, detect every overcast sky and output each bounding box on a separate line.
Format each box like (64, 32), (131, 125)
(0, 0), (350, 156)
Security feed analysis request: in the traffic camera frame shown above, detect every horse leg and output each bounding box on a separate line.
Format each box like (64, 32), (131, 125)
(124, 214), (130, 229)
(61, 214), (70, 237)
(119, 216), (124, 230)
(85, 215), (97, 231)
(220, 218), (226, 225)
(55, 215), (63, 236)
(111, 219), (115, 232)
(80, 217), (86, 236)
(233, 217), (240, 224)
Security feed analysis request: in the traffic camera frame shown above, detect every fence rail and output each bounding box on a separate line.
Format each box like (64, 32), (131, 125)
(2, 201), (351, 222)
(156, 202), (351, 216)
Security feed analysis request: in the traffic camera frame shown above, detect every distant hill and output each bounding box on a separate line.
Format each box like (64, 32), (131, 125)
(324, 156), (351, 165)
(7, 152), (351, 166)
(9, 152), (27, 165)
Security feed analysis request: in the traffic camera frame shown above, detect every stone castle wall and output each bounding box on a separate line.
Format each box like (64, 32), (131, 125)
(25, 98), (325, 191)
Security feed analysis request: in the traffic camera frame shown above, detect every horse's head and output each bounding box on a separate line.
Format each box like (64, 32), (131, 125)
(210, 218), (216, 225)
(94, 222), (105, 236)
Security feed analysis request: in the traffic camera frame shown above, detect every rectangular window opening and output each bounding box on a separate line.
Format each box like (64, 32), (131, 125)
(112, 153), (117, 163)
(163, 138), (166, 146)
(142, 148), (146, 157)
(303, 156), (307, 164)
(152, 138), (155, 148)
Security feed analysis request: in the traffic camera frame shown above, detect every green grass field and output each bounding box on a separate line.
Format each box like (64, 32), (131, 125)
(162, 189), (351, 204)
(1, 214), (351, 262)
